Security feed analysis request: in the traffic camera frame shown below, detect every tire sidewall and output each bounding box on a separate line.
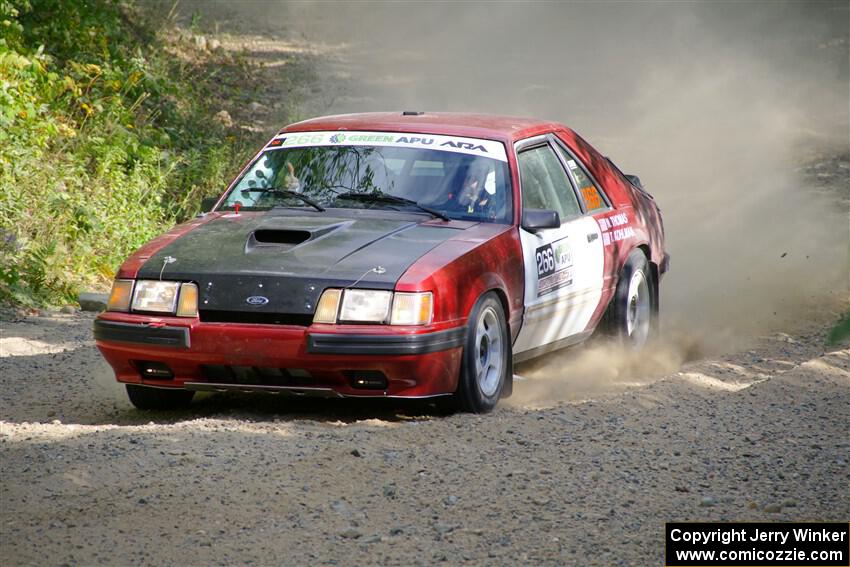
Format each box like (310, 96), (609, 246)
(612, 250), (652, 347)
(458, 293), (509, 412)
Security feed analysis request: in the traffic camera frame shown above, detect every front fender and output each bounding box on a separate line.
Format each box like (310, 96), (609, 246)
(396, 225), (525, 335)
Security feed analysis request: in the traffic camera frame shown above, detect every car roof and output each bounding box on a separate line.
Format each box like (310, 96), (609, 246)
(280, 112), (569, 143)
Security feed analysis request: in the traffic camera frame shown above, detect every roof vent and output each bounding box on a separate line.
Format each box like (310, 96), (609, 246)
(402, 111), (424, 116)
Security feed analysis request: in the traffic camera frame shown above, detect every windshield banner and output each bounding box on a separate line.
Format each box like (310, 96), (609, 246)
(267, 131), (508, 162)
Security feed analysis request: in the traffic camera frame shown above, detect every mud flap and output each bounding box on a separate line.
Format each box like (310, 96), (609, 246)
(501, 347), (514, 398)
(650, 260), (660, 336)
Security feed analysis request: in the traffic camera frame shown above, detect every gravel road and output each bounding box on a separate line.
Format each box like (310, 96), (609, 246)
(2, 305), (848, 566)
(3, 4), (848, 565)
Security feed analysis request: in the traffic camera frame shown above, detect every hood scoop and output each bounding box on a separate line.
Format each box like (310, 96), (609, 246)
(254, 229), (311, 245)
(245, 222), (349, 253)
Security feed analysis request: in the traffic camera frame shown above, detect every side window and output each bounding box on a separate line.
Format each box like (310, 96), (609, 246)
(554, 144), (608, 213)
(517, 144), (582, 221)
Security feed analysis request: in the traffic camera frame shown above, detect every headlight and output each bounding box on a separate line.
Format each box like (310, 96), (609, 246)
(314, 289), (432, 325)
(131, 280), (181, 314)
(106, 279), (134, 312)
(339, 289), (392, 323)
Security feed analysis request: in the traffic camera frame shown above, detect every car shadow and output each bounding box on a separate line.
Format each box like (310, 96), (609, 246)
(96, 397), (453, 428)
(183, 391), (454, 423)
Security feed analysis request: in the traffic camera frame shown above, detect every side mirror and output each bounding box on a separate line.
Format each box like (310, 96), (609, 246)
(200, 197), (219, 213)
(521, 209), (561, 232)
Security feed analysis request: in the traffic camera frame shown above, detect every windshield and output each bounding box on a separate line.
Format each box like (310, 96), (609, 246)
(220, 131), (512, 223)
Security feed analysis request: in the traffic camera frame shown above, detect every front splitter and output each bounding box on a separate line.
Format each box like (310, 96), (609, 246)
(182, 382), (452, 399)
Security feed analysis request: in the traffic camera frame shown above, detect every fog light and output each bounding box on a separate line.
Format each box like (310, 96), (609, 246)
(348, 371), (388, 390)
(136, 361), (174, 380)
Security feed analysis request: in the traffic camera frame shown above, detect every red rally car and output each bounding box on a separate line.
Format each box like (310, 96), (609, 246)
(94, 112), (668, 413)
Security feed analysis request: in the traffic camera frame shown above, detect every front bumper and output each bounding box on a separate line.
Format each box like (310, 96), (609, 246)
(94, 315), (465, 398)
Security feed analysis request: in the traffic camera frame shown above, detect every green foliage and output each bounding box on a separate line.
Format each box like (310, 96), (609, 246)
(0, 0), (258, 306)
(827, 310), (850, 346)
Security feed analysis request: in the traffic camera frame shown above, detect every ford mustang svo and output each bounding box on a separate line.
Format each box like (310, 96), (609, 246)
(94, 112), (668, 412)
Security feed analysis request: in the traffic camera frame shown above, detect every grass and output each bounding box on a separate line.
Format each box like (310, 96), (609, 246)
(0, 0), (276, 307)
(827, 310), (850, 346)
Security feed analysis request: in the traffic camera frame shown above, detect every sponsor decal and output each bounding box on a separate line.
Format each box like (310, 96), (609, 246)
(597, 212), (634, 246)
(346, 134), (395, 143)
(440, 140), (487, 152)
(268, 131), (507, 161)
(246, 295), (269, 306)
(395, 136), (434, 145)
(581, 185), (602, 210)
(280, 133), (325, 146)
(536, 237), (573, 296)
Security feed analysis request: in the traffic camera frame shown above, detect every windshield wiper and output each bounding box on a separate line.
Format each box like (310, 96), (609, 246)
(239, 188), (325, 212)
(334, 192), (450, 222)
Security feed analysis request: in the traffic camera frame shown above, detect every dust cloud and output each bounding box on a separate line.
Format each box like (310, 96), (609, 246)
(508, 338), (701, 407)
(184, 1), (849, 402)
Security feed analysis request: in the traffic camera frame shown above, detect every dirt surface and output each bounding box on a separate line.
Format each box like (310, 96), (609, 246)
(2, 304), (849, 566)
(3, 3), (849, 566)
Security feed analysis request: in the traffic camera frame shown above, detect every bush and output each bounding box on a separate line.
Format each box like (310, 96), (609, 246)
(0, 0), (259, 306)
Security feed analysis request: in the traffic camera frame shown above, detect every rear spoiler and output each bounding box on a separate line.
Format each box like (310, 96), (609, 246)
(624, 174), (644, 190)
(605, 157), (652, 198)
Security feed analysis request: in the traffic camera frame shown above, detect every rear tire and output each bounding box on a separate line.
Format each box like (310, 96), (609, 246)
(456, 292), (509, 413)
(126, 385), (194, 410)
(610, 249), (655, 349)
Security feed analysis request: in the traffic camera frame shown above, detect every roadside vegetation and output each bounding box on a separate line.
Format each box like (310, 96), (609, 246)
(828, 310), (850, 345)
(0, 0), (271, 307)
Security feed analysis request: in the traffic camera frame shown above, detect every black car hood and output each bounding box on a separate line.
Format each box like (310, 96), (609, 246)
(136, 211), (468, 316)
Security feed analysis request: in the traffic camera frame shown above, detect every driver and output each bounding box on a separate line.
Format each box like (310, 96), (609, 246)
(456, 162), (493, 215)
(283, 161), (301, 193)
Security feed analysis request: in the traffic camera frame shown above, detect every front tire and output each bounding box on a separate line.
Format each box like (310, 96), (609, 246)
(610, 249), (655, 349)
(126, 385), (194, 410)
(456, 292), (509, 413)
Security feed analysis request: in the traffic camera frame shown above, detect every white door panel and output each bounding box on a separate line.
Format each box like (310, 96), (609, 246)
(513, 216), (604, 354)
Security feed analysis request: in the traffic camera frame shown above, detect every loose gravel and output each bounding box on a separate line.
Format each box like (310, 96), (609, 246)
(1, 309), (848, 566)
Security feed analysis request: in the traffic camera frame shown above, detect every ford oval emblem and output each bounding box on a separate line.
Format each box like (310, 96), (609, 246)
(246, 295), (269, 306)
